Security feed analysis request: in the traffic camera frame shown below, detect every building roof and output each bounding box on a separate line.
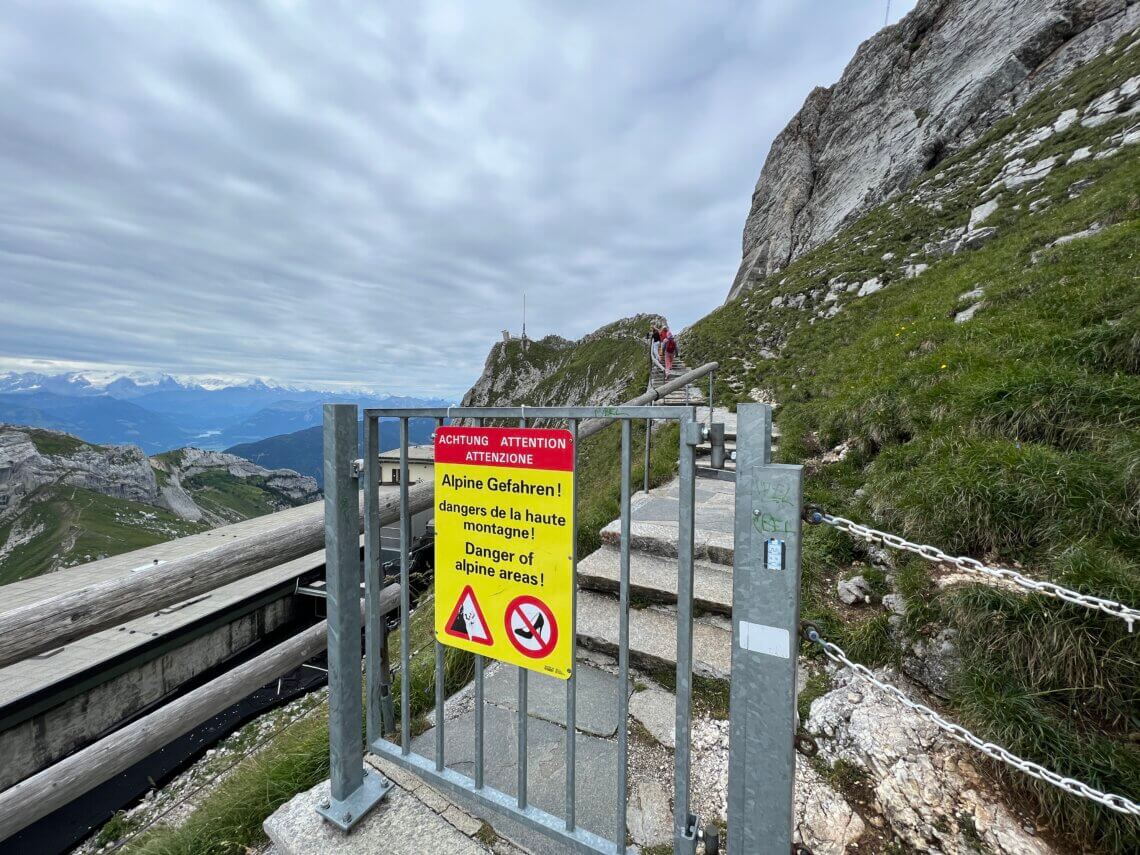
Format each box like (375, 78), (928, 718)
(377, 443), (435, 463)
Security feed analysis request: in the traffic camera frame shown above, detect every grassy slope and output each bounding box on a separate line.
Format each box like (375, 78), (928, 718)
(470, 315), (657, 408)
(113, 595), (472, 854)
(181, 470), (285, 521)
(683, 38), (1140, 852)
(0, 486), (205, 585)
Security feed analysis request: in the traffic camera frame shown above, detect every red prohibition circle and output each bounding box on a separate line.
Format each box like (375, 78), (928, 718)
(504, 595), (559, 659)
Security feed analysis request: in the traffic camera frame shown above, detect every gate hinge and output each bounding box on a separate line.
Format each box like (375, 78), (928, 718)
(683, 422), (703, 446)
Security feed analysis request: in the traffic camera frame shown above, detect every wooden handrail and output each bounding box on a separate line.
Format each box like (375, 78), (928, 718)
(0, 596), (390, 840)
(0, 483), (432, 670)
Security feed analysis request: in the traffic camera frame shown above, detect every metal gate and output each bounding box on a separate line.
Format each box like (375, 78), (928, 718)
(318, 403), (802, 854)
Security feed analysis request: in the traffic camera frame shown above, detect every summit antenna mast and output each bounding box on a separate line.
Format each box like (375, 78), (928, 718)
(885, 0), (891, 26)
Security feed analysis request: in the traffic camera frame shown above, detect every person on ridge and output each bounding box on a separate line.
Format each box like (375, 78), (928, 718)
(649, 326), (666, 375)
(660, 325), (677, 379)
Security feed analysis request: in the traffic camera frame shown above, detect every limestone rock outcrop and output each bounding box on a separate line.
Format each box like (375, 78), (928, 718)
(0, 425), (319, 528)
(807, 666), (1056, 854)
(727, 0), (1140, 300)
(0, 426), (159, 513)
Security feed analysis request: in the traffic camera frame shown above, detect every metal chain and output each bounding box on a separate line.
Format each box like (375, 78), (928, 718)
(805, 509), (1140, 631)
(800, 625), (1140, 817)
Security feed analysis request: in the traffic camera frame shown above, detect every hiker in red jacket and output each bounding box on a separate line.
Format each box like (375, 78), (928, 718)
(661, 326), (677, 379)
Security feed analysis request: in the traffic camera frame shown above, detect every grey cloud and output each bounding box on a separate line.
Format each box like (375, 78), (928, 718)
(0, 0), (916, 396)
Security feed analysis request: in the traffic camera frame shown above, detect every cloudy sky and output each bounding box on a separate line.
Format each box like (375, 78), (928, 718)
(0, 0), (916, 397)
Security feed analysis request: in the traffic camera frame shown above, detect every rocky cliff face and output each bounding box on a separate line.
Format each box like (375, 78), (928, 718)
(152, 446), (320, 523)
(0, 428), (160, 514)
(727, 0), (1139, 300)
(0, 425), (319, 526)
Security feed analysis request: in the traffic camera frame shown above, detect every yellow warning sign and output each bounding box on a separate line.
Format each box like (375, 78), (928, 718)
(434, 426), (574, 678)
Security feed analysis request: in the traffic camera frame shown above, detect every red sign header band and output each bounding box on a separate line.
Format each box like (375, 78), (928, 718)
(434, 427), (574, 471)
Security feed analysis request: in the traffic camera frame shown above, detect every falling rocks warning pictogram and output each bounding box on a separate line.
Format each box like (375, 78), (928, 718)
(444, 585), (493, 646)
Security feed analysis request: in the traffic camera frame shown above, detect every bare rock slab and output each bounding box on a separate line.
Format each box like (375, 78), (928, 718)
(629, 684), (677, 749)
(626, 776), (673, 848)
(264, 777), (489, 855)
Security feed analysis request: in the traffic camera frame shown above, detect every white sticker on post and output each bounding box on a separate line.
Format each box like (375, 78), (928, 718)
(738, 621), (790, 659)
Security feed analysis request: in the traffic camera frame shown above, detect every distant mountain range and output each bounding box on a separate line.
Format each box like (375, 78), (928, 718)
(227, 418), (439, 485)
(0, 371), (451, 453)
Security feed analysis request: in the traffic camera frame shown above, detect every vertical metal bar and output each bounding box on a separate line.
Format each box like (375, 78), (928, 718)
(517, 415), (528, 810)
(710, 423), (726, 471)
(399, 417), (411, 754)
(324, 404), (364, 802)
(617, 418), (632, 852)
(708, 371), (714, 429)
(643, 418), (651, 495)
(647, 329), (653, 393)
(565, 418), (578, 832)
(674, 409), (700, 848)
(727, 404), (802, 853)
(364, 415), (385, 743)
(434, 417), (445, 772)
(473, 416), (485, 790)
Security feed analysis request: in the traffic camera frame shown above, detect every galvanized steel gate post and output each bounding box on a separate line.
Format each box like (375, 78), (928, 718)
(726, 403), (803, 853)
(318, 404), (392, 831)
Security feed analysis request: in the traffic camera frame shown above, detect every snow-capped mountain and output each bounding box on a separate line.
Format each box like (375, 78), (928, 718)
(0, 371), (312, 399)
(0, 371), (451, 453)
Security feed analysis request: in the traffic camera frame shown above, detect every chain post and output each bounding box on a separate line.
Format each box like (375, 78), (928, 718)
(727, 403), (802, 853)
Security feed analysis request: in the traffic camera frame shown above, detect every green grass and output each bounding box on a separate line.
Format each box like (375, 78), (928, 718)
(26, 428), (97, 456)
(797, 670), (831, 723)
(121, 707), (332, 854)
(681, 34), (1140, 854)
(181, 471), (287, 521)
(112, 599), (453, 854)
(0, 486), (205, 584)
(386, 593), (475, 735)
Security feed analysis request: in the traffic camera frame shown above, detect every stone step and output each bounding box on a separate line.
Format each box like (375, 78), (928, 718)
(599, 479), (736, 565)
(696, 460), (736, 475)
(575, 590), (732, 680)
(576, 543), (733, 614)
(695, 466), (736, 483)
